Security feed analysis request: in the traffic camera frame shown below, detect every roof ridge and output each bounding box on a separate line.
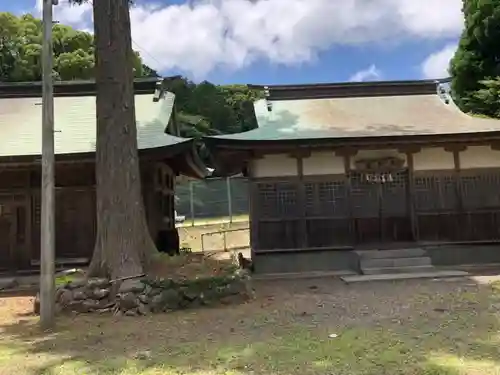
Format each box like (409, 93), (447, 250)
(248, 78), (451, 90)
(250, 78), (451, 101)
(0, 76), (182, 99)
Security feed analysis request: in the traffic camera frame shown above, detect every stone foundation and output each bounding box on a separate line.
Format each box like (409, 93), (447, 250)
(34, 269), (253, 316)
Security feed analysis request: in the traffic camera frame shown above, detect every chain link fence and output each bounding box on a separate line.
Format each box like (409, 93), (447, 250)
(175, 176), (249, 226)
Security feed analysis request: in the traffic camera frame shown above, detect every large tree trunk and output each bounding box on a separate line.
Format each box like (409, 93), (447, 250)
(88, 0), (157, 279)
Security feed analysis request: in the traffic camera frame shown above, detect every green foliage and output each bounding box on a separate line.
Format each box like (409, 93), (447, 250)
(450, 0), (500, 117)
(472, 77), (500, 118)
(165, 77), (264, 138)
(144, 272), (240, 291)
(0, 12), (155, 82)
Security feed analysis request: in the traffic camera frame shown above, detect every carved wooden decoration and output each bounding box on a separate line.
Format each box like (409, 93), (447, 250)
(354, 156), (405, 172)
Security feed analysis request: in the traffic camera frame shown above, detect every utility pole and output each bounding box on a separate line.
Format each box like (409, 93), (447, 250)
(40, 0), (57, 330)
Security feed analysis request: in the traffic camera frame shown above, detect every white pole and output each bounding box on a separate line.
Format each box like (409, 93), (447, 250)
(40, 0), (57, 330)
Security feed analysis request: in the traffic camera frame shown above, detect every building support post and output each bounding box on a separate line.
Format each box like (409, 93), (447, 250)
(40, 0), (57, 330)
(445, 145), (466, 240)
(292, 149), (309, 249)
(404, 150), (418, 241)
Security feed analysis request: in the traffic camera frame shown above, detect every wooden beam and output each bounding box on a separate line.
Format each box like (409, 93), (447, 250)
(335, 148), (358, 158)
(288, 148), (311, 159)
(397, 146), (421, 154)
(444, 144), (467, 153)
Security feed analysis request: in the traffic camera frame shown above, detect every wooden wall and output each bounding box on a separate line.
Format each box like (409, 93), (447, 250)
(0, 160), (175, 272)
(248, 145), (500, 252)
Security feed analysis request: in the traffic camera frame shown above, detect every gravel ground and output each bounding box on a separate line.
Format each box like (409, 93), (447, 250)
(0, 275), (499, 375)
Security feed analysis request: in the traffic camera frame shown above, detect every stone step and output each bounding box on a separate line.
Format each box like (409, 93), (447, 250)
(341, 270), (469, 283)
(360, 256), (432, 269)
(356, 248), (426, 259)
(361, 265), (436, 275)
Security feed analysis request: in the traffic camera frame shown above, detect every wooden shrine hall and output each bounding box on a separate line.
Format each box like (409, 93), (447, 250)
(204, 79), (500, 274)
(0, 77), (207, 273)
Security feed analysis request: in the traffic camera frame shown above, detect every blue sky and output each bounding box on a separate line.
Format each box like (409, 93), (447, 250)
(7, 0), (463, 85)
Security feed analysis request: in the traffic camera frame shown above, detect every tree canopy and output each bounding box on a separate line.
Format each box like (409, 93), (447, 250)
(0, 12), (157, 82)
(166, 77), (263, 138)
(450, 0), (500, 117)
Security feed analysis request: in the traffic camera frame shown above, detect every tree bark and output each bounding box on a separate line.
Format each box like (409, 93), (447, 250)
(88, 0), (157, 279)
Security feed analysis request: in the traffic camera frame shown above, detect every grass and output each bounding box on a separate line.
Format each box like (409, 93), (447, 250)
(1, 277), (500, 374)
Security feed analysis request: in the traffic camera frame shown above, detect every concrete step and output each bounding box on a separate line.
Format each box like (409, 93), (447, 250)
(341, 270), (469, 283)
(360, 256), (432, 269)
(356, 248), (426, 259)
(361, 265), (436, 275)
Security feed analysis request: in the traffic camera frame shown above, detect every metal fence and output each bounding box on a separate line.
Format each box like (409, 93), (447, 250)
(175, 176), (249, 225)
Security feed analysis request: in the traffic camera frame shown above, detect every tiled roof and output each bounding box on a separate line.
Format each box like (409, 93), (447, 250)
(206, 80), (500, 143)
(0, 91), (191, 157)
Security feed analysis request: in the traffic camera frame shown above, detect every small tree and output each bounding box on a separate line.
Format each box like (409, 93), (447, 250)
(450, 0), (500, 117)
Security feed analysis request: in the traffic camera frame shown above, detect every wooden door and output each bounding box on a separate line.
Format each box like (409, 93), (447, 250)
(351, 170), (413, 246)
(0, 204), (15, 271)
(55, 189), (96, 260)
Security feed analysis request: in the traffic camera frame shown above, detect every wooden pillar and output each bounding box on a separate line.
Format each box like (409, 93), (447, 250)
(248, 152), (264, 254)
(291, 149), (309, 248)
(248, 178), (260, 253)
(336, 148), (357, 245)
(445, 145), (466, 212)
(247, 162), (257, 256)
(399, 146), (421, 242)
(445, 145), (466, 239)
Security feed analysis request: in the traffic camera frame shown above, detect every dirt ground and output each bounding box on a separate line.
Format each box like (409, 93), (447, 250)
(1, 275), (500, 375)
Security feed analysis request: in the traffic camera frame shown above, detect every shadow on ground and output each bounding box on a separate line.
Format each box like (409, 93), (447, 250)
(1, 275), (500, 375)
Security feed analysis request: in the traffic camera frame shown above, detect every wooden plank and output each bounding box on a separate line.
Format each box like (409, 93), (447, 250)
(406, 152), (418, 241)
(452, 149), (464, 239)
(296, 155), (307, 248)
(343, 154), (355, 244)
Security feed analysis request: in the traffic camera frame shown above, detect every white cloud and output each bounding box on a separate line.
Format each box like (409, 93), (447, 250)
(421, 44), (457, 79)
(39, 0), (464, 79)
(36, 0), (92, 28)
(349, 64), (381, 82)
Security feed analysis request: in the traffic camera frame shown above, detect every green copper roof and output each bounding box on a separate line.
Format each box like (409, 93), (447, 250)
(206, 92), (500, 143)
(0, 91), (191, 157)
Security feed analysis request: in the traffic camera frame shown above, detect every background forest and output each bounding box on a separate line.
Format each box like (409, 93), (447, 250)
(0, 12), (263, 139)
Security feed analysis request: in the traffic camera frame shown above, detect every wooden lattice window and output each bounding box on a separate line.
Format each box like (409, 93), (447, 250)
(305, 179), (348, 217)
(460, 171), (500, 210)
(257, 182), (297, 218)
(414, 174), (456, 212)
(380, 171), (408, 216)
(350, 173), (380, 218)
(349, 170), (408, 217)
